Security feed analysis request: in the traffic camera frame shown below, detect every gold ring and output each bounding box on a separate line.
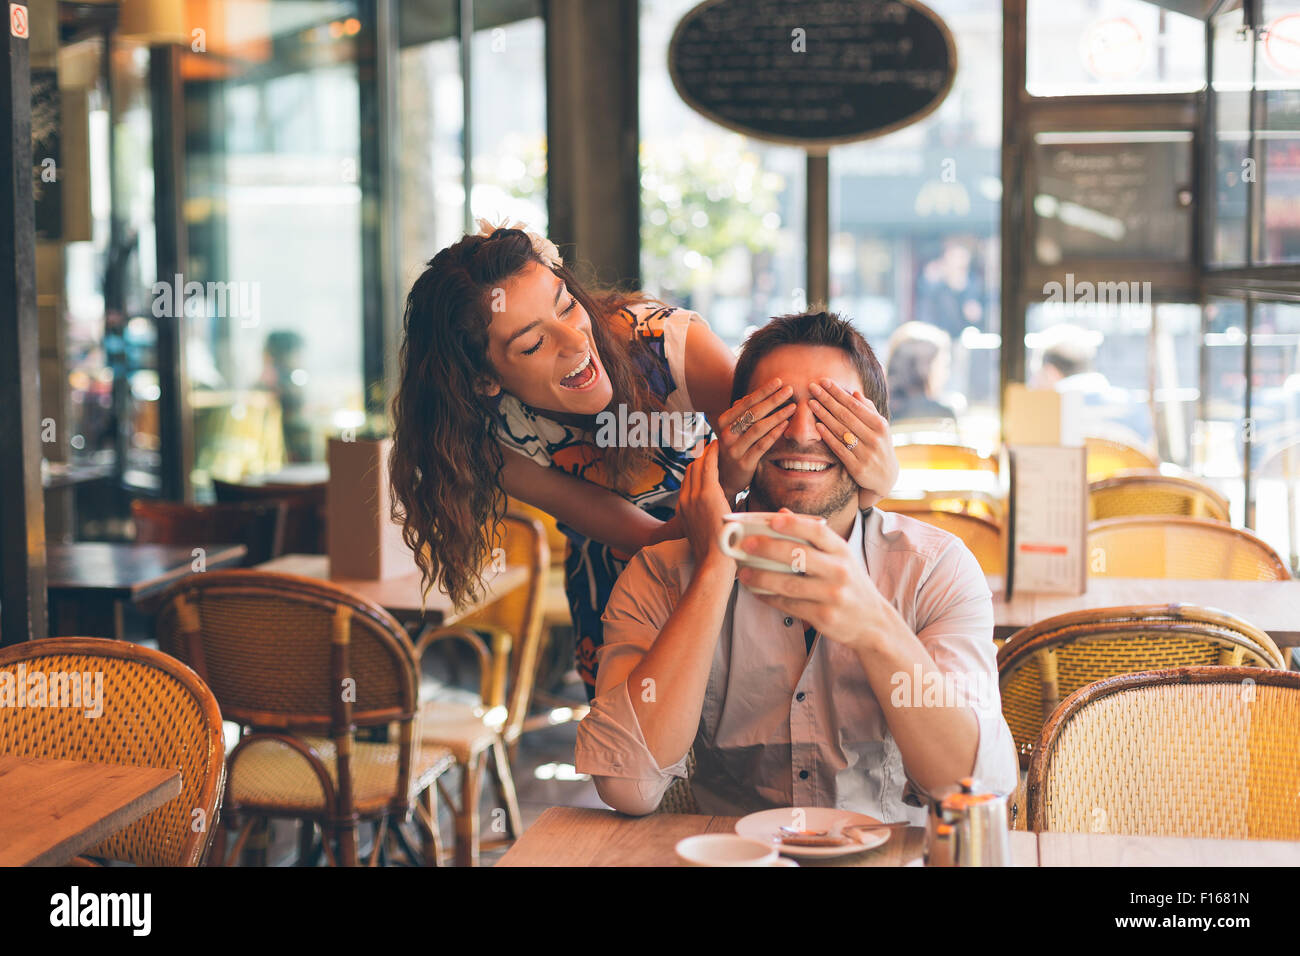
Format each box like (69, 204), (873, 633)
(842, 431), (859, 450)
(730, 411), (756, 436)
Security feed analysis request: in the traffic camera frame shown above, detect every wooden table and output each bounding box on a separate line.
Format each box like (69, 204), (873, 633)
(990, 575), (1300, 654)
(497, 807), (1300, 867)
(255, 553), (530, 627)
(496, 807), (1037, 867)
(47, 542), (249, 637)
(0, 755), (182, 866)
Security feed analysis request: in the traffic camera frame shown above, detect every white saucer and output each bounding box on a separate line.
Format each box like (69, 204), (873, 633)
(735, 807), (892, 859)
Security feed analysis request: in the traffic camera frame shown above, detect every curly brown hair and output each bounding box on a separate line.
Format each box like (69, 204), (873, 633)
(390, 228), (664, 609)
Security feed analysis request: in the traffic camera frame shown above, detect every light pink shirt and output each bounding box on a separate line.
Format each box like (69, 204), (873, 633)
(574, 507), (1019, 819)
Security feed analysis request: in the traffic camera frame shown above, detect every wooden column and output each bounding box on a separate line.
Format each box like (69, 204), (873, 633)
(805, 151), (829, 308)
(545, 0), (640, 286)
(0, 2), (48, 644)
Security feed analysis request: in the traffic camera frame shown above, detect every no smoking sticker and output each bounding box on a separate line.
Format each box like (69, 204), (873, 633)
(10, 3), (28, 39)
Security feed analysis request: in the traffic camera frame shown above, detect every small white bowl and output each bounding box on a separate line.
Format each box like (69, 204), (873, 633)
(675, 834), (780, 867)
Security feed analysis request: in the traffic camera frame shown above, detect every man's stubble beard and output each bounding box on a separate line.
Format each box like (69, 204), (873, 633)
(747, 462), (858, 518)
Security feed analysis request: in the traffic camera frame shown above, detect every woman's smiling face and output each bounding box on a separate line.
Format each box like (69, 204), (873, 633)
(483, 261), (613, 416)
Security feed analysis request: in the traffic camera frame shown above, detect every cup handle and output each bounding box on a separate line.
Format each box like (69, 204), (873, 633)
(717, 523), (748, 561)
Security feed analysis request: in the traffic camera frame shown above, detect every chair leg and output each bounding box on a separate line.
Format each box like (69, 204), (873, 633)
(296, 820), (317, 866)
(417, 786), (445, 866)
(336, 819), (360, 867)
(489, 739), (524, 840)
(455, 754), (484, 867)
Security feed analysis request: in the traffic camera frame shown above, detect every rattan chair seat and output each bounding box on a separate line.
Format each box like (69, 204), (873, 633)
(419, 701), (502, 764)
(230, 735), (454, 815)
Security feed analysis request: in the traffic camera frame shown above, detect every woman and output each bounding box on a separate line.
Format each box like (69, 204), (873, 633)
(886, 321), (959, 423)
(390, 222), (898, 699)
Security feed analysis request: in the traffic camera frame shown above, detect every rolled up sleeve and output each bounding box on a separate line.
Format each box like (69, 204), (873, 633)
(902, 540), (1019, 801)
(573, 547), (690, 815)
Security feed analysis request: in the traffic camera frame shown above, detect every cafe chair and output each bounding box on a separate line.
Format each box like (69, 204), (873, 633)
(212, 476), (327, 555)
(153, 570), (454, 866)
(0, 637), (226, 866)
(131, 498), (288, 567)
(883, 507), (1003, 574)
(1087, 516), (1290, 581)
(1084, 436), (1158, 483)
(998, 604), (1284, 829)
(1026, 666), (1300, 839)
(1088, 473), (1231, 523)
(413, 512), (549, 866)
(878, 490), (1000, 523)
(893, 441), (998, 473)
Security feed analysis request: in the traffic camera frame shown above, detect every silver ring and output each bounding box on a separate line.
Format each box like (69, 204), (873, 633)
(730, 411), (756, 436)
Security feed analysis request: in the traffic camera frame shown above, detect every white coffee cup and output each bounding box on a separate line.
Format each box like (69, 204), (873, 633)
(674, 834), (779, 867)
(717, 512), (826, 595)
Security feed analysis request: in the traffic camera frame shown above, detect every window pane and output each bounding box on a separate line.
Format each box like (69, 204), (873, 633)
(1256, 3), (1300, 263)
(1250, 301), (1300, 567)
(1027, 0), (1205, 97)
(1032, 131), (1193, 263)
(470, 7), (546, 231)
(639, 0), (805, 346)
(829, 0), (1002, 451)
(183, 2), (365, 489)
(1196, 298), (1249, 523)
(1210, 5), (1252, 267)
(398, 7), (464, 282)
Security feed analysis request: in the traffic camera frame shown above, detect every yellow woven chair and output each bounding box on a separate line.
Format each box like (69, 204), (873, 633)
(154, 570), (454, 867)
(1088, 474), (1231, 523)
(883, 507), (1003, 574)
(1085, 436), (1158, 482)
(1026, 666), (1300, 839)
(414, 511), (549, 866)
(0, 637), (226, 866)
(894, 442), (998, 473)
(1088, 516), (1290, 581)
(999, 603), (1283, 771)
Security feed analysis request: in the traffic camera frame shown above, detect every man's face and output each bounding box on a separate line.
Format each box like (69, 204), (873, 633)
(745, 345), (863, 520)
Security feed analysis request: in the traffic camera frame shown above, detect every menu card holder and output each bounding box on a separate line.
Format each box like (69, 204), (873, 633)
(326, 437), (412, 580)
(1005, 445), (1087, 599)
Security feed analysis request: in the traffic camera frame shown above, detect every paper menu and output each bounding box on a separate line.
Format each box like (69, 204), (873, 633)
(1005, 445), (1087, 597)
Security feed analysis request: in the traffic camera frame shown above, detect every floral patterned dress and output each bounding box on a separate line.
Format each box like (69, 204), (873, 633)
(492, 302), (714, 699)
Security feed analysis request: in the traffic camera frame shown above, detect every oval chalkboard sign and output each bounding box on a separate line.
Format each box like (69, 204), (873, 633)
(669, 0), (957, 149)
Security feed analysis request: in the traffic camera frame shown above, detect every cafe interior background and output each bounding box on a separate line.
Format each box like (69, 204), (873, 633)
(3, 0), (1300, 866)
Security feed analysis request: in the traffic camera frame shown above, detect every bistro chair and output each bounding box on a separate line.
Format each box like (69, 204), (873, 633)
(883, 507), (1003, 574)
(1084, 435), (1158, 482)
(1088, 473), (1231, 523)
(153, 570), (454, 866)
(413, 512), (549, 866)
(894, 441), (998, 473)
(131, 498), (288, 567)
(0, 637), (226, 866)
(999, 604), (1284, 770)
(999, 605), (1284, 831)
(878, 489), (1001, 523)
(1026, 666), (1300, 839)
(1088, 516), (1290, 581)
(212, 476), (327, 555)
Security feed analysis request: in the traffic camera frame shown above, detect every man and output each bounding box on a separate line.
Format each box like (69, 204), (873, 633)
(574, 311), (1017, 819)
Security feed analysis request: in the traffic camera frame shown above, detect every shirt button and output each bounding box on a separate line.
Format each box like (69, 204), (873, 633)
(799, 770), (810, 780)
(795, 692), (806, 702)
(784, 616), (794, 627)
